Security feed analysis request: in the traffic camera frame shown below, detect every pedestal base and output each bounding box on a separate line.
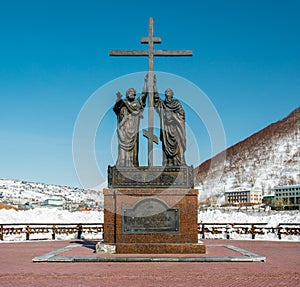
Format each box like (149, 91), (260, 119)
(104, 166), (203, 254)
(104, 187), (205, 254)
(104, 188), (199, 244)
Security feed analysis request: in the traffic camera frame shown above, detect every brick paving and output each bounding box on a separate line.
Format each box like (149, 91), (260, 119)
(0, 240), (299, 287)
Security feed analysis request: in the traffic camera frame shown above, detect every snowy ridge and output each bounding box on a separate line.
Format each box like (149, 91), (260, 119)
(0, 178), (104, 208)
(195, 107), (300, 201)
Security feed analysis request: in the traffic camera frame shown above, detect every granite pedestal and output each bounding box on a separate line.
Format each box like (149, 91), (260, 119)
(104, 166), (206, 254)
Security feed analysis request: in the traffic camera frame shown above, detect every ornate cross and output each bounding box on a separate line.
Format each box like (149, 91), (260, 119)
(110, 17), (192, 166)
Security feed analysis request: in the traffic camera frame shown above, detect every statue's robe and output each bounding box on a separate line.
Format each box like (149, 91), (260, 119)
(154, 97), (186, 166)
(113, 94), (146, 166)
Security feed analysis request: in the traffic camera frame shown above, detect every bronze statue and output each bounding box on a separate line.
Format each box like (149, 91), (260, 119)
(153, 76), (186, 166)
(113, 76), (148, 166)
(108, 18), (194, 190)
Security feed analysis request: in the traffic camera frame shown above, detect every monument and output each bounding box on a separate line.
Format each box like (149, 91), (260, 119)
(103, 18), (205, 254)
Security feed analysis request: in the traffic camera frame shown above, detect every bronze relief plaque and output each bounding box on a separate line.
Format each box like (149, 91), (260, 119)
(122, 198), (180, 234)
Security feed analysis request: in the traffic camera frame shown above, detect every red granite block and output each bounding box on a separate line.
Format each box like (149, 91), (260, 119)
(103, 187), (204, 252)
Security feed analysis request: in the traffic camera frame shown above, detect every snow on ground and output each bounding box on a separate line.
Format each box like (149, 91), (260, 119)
(198, 209), (300, 226)
(0, 208), (103, 224)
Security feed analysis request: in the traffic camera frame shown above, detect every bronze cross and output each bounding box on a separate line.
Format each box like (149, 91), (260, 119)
(110, 17), (192, 166)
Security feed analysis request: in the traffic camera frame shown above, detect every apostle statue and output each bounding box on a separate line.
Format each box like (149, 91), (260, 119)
(113, 75), (148, 167)
(153, 76), (186, 166)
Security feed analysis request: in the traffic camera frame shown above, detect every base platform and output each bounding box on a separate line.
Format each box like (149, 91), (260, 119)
(32, 241), (266, 263)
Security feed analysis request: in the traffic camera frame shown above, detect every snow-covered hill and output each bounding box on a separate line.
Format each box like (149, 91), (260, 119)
(0, 178), (104, 209)
(195, 107), (300, 201)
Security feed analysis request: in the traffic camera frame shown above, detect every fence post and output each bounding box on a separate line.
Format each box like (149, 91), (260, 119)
(251, 224), (256, 239)
(26, 225), (30, 240)
(201, 224), (205, 239)
(77, 224), (83, 239)
(226, 224), (230, 240)
(52, 225), (56, 240)
(0, 224), (3, 241)
(277, 225), (282, 240)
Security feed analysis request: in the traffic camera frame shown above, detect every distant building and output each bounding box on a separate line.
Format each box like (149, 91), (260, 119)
(273, 185), (300, 210)
(41, 198), (64, 208)
(225, 187), (262, 205)
(262, 194), (275, 204)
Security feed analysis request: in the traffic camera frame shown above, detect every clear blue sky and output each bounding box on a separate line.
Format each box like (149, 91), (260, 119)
(0, 0), (299, 188)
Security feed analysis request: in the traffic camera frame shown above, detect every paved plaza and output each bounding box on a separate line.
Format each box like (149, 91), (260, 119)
(0, 239), (299, 286)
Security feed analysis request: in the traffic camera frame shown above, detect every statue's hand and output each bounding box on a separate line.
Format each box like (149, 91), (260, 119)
(144, 73), (149, 82)
(116, 92), (122, 100)
(153, 74), (157, 84)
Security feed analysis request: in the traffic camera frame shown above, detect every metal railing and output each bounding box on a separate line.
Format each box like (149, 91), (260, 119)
(0, 222), (299, 241)
(198, 223), (300, 240)
(0, 223), (103, 241)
